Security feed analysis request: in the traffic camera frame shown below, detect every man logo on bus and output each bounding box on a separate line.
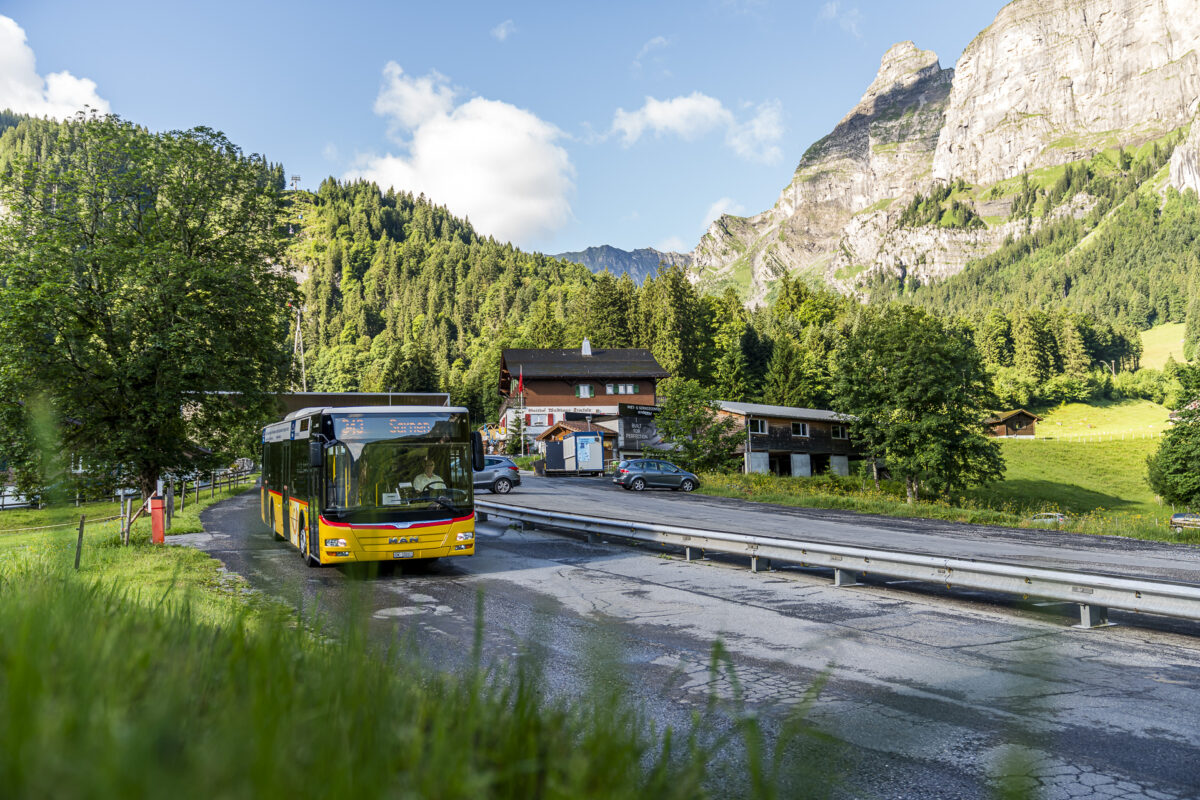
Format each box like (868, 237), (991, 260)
(389, 536), (418, 544)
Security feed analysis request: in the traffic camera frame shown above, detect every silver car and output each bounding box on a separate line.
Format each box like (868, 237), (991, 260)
(612, 459), (699, 492)
(473, 456), (521, 494)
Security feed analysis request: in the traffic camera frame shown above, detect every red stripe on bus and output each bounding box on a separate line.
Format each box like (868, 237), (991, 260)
(267, 490), (282, 498)
(319, 513), (474, 530)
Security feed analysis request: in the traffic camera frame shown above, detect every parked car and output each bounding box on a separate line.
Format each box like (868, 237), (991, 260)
(1026, 512), (1068, 526)
(474, 455), (521, 494)
(1169, 513), (1200, 535)
(612, 459), (699, 492)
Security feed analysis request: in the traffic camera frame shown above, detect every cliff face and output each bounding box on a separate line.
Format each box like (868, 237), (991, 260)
(1170, 118), (1200, 194)
(934, 0), (1200, 184)
(691, 42), (953, 303)
(691, 0), (1200, 301)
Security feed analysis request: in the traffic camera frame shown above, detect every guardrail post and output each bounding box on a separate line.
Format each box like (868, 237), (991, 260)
(685, 546), (693, 561)
(1074, 604), (1114, 629)
(833, 568), (862, 587)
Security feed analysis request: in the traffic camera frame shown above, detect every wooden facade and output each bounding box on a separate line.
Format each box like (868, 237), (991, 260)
(985, 410), (1040, 438)
(718, 402), (857, 477)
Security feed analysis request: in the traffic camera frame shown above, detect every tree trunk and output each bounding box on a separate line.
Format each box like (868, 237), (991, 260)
(905, 476), (917, 505)
(872, 458), (880, 490)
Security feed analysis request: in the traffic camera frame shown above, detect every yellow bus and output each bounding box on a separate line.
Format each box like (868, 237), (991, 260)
(261, 405), (484, 567)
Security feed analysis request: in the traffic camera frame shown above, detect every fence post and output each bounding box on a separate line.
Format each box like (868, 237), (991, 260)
(210, 472), (215, 499)
(74, 515), (85, 570)
(180, 481), (186, 512)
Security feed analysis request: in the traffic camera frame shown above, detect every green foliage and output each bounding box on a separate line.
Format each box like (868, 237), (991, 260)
(0, 114), (294, 496)
(833, 305), (1004, 502)
(897, 180), (984, 230)
(893, 139), (1191, 329)
(1146, 366), (1200, 506)
(654, 378), (743, 472)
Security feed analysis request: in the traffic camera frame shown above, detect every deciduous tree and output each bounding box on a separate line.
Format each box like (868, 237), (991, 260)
(0, 114), (294, 497)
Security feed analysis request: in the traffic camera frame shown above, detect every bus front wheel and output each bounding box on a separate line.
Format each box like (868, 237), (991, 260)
(299, 517), (320, 568)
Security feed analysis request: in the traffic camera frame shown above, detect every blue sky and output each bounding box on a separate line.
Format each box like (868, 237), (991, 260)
(0, 1), (1001, 255)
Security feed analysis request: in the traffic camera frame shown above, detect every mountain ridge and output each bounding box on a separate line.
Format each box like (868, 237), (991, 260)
(688, 0), (1200, 303)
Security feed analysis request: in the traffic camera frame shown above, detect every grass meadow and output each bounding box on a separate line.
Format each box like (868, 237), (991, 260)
(1034, 398), (1169, 439)
(0, 486), (842, 799)
(1140, 322), (1187, 369)
(699, 436), (1195, 544)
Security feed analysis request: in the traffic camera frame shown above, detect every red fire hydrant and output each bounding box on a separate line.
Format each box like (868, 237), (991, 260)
(150, 495), (165, 545)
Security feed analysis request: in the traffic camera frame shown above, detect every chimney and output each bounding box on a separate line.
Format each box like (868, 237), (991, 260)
(581, 337), (592, 356)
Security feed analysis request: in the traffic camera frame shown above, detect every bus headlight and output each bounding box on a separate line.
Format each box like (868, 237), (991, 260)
(325, 538), (348, 548)
(456, 532), (474, 541)
(453, 544), (472, 551)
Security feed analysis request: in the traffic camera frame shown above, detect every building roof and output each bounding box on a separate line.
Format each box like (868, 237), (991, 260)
(718, 401), (850, 422)
(984, 409), (1041, 424)
(535, 420), (601, 441)
(501, 347), (669, 383)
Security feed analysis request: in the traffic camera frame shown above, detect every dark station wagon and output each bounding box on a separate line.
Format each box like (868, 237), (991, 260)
(612, 459), (700, 492)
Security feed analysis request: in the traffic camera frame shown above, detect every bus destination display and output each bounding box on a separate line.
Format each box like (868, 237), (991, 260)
(333, 415), (439, 440)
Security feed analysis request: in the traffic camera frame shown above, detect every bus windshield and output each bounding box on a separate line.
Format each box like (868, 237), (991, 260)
(324, 413), (473, 520)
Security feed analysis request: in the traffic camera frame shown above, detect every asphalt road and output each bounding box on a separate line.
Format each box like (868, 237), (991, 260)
(180, 486), (1200, 800)
(493, 476), (1200, 584)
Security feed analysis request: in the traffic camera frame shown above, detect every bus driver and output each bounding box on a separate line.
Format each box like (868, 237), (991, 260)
(412, 458), (445, 493)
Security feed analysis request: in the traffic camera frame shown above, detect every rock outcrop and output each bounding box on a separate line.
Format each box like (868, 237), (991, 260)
(690, 42), (953, 303)
(1170, 118), (1200, 195)
(691, 0), (1200, 301)
(934, 0), (1200, 185)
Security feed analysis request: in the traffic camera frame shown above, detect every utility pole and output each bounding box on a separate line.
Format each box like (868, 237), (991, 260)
(292, 304), (307, 392)
(290, 174), (301, 191)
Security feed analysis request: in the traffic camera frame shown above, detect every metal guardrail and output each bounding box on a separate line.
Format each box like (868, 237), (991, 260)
(476, 501), (1200, 629)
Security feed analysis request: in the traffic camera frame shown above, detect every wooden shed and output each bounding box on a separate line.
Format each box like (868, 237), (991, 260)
(985, 410), (1040, 438)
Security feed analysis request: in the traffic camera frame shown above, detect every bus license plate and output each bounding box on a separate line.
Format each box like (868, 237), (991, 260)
(393, 551), (414, 559)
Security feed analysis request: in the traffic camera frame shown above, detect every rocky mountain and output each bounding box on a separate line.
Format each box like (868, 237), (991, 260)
(691, 0), (1200, 303)
(553, 244), (691, 285)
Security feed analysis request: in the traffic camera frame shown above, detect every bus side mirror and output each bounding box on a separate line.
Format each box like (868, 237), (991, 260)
(309, 439), (323, 467)
(471, 431), (485, 472)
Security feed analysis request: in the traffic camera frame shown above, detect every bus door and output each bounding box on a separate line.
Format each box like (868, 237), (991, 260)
(281, 441), (292, 543)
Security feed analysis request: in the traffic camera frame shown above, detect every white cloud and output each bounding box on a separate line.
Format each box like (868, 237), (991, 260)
(726, 100), (783, 163)
(491, 19), (516, 42)
(322, 142), (339, 162)
(656, 235), (688, 253)
(373, 62), (455, 132)
(632, 35), (670, 72)
(819, 2), (862, 38)
(350, 63), (574, 245)
(0, 15), (110, 119)
(611, 92), (783, 163)
(702, 197), (746, 231)
(612, 92), (732, 144)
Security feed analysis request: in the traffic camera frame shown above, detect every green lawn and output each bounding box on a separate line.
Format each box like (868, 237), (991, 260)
(1034, 398), (1169, 439)
(969, 438), (1162, 517)
(1140, 322), (1186, 369)
(701, 436), (1187, 542)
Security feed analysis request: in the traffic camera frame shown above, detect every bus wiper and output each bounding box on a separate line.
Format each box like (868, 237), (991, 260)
(428, 496), (463, 515)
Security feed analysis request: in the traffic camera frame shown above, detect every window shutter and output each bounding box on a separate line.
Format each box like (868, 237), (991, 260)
(633, 383), (640, 394)
(574, 385), (580, 398)
(524, 413), (531, 426)
(547, 414), (554, 425)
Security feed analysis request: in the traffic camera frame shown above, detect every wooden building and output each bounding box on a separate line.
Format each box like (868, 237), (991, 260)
(718, 401), (856, 477)
(984, 410), (1040, 439)
(498, 340), (669, 448)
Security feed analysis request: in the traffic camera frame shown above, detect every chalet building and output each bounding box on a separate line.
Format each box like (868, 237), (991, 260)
(498, 341), (670, 449)
(984, 409), (1040, 439)
(718, 401), (856, 477)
